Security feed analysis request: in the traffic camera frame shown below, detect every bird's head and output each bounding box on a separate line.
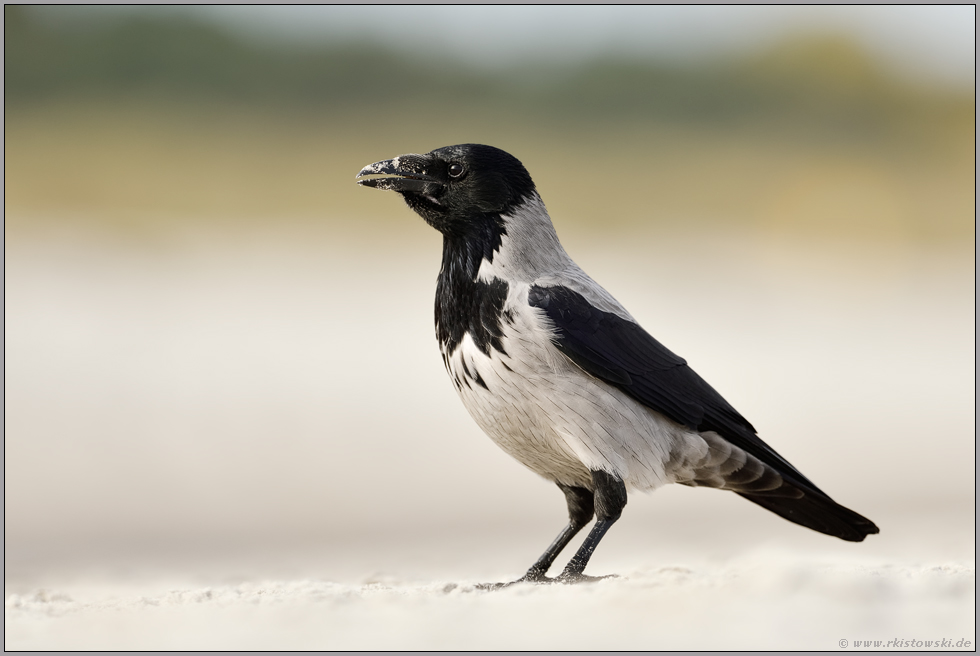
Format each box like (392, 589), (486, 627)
(356, 144), (536, 236)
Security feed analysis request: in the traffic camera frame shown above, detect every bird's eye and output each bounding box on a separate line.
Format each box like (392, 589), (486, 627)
(448, 163), (464, 178)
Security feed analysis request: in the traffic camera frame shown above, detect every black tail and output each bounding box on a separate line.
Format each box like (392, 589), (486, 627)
(739, 488), (879, 542)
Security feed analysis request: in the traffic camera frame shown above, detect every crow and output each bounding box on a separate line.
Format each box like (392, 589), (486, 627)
(356, 143), (878, 584)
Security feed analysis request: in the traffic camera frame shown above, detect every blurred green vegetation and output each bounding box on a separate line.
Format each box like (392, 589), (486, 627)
(6, 6), (971, 134)
(4, 6), (975, 243)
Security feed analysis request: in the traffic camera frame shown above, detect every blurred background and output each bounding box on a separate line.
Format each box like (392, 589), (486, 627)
(5, 5), (975, 590)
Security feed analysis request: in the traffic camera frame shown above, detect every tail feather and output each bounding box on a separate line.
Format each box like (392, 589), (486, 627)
(739, 489), (879, 542)
(678, 431), (879, 541)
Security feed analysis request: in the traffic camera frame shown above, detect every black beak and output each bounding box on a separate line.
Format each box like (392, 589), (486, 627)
(356, 154), (444, 194)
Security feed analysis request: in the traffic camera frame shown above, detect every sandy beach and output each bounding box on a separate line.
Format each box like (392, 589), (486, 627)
(5, 223), (975, 650)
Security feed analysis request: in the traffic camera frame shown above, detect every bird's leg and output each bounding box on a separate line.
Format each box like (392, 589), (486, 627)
(518, 483), (595, 583)
(555, 469), (627, 583)
(477, 473), (624, 589)
(476, 483), (593, 589)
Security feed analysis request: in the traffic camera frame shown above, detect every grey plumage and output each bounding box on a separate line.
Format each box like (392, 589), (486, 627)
(357, 143), (878, 584)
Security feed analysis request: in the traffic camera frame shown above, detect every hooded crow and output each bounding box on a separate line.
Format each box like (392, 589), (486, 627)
(356, 144), (878, 584)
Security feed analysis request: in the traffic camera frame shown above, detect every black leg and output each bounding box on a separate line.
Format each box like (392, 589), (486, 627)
(556, 469), (627, 582)
(519, 483), (595, 582)
(476, 472), (626, 589)
(476, 483), (593, 589)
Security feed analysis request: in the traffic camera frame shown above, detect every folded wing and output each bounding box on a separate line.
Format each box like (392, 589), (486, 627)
(528, 283), (879, 541)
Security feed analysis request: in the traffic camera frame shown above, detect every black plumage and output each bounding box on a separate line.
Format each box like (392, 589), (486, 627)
(528, 283), (878, 542)
(357, 143), (879, 584)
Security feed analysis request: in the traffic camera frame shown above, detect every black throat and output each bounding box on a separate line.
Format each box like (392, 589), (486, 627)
(435, 213), (510, 359)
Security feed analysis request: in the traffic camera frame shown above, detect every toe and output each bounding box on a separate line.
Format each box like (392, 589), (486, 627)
(555, 571), (617, 584)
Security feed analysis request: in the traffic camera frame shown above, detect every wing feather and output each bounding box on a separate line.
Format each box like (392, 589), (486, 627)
(528, 284), (821, 492)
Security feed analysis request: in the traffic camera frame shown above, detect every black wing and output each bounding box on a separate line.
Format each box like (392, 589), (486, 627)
(528, 284), (820, 492)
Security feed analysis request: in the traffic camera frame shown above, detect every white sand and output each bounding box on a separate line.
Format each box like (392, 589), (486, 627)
(6, 558), (974, 650)
(5, 222), (975, 650)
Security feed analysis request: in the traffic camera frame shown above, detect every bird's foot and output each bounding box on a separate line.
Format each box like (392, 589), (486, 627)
(472, 579), (543, 590)
(473, 567), (555, 590)
(554, 570), (617, 584)
(474, 568), (616, 590)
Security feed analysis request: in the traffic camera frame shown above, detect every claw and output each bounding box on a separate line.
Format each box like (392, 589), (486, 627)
(473, 570), (616, 590)
(555, 571), (618, 584)
(473, 576), (551, 590)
